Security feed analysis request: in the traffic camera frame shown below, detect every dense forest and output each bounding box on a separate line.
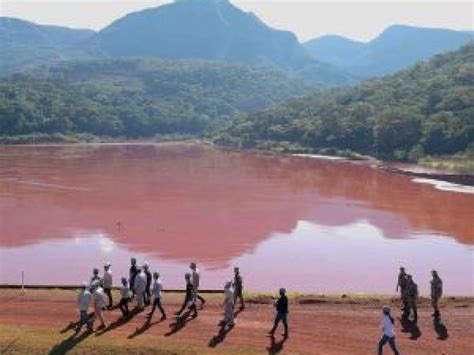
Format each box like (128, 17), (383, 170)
(215, 44), (474, 160)
(0, 58), (311, 140)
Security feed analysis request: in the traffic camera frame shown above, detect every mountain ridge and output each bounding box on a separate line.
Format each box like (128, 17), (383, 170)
(304, 24), (473, 78)
(0, 1), (354, 85)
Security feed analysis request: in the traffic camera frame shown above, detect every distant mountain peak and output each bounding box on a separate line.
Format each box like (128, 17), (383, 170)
(304, 24), (473, 79)
(84, 0), (353, 84)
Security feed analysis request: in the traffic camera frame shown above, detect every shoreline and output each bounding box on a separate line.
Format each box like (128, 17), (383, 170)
(215, 143), (474, 187)
(2, 139), (474, 187)
(1, 285), (472, 298)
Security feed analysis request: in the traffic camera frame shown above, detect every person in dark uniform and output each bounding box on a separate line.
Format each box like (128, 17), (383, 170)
(129, 257), (138, 297)
(233, 267), (244, 309)
(395, 267), (407, 310)
(403, 275), (418, 323)
(269, 288), (289, 337)
(90, 267), (101, 287)
(175, 273), (197, 317)
(430, 270), (443, 317)
(143, 262), (152, 306)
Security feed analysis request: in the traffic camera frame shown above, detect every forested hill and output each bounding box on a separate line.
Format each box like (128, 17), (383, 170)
(0, 59), (312, 139)
(215, 44), (474, 160)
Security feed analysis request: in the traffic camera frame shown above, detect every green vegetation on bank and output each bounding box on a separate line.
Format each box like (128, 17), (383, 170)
(0, 58), (311, 139)
(214, 44), (474, 163)
(419, 149), (474, 174)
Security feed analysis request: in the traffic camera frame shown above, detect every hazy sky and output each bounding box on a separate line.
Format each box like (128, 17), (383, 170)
(1, 0), (472, 42)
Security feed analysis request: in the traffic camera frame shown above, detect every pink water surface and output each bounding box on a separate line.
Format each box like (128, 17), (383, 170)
(0, 143), (472, 294)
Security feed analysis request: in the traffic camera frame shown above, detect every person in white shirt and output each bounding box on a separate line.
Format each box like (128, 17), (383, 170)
(102, 262), (113, 309)
(378, 306), (400, 355)
(76, 282), (92, 332)
(190, 262), (206, 308)
(119, 277), (132, 318)
(222, 281), (235, 327)
(134, 267), (147, 311)
(148, 272), (167, 321)
(91, 284), (107, 330)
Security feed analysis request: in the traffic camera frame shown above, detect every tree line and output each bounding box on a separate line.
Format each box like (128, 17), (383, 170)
(215, 44), (474, 160)
(0, 58), (311, 140)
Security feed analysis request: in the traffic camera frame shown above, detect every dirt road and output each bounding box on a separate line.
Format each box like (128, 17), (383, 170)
(0, 289), (472, 354)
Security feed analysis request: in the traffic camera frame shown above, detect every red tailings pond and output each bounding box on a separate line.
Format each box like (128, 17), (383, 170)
(0, 144), (472, 295)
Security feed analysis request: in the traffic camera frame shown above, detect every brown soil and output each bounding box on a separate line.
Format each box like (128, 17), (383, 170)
(0, 289), (473, 354)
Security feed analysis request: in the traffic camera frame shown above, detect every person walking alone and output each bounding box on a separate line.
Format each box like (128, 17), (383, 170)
(378, 306), (400, 355)
(269, 288), (289, 338)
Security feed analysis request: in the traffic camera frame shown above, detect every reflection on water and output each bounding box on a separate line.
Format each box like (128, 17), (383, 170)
(0, 144), (473, 294)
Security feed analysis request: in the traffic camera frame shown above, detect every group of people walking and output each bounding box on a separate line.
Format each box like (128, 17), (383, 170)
(75, 259), (250, 333)
(395, 267), (443, 322)
(77, 260), (444, 352)
(378, 267), (444, 355)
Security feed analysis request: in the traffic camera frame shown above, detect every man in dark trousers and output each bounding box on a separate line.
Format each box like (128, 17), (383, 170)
(233, 267), (244, 309)
(175, 273), (197, 317)
(148, 272), (167, 321)
(403, 274), (419, 323)
(143, 262), (152, 306)
(119, 277), (131, 319)
(269, 288), (289, 337)
(190, 262), (206, 308)
(395, 267), (407, 310)
(430, 270), (443, 317)
(129, 257), (138, 297)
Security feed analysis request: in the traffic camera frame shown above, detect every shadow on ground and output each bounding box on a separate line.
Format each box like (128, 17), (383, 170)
(165, 310), (197, 336)
(49, 329), (93, 354)
(267, 334), (288, 354)
(59, 312), (95, 334)
(433, 314), (449, 340)
(128, 318), (163, 339)
(208, 322), (234, 348)
(400, 317), (422, 340)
